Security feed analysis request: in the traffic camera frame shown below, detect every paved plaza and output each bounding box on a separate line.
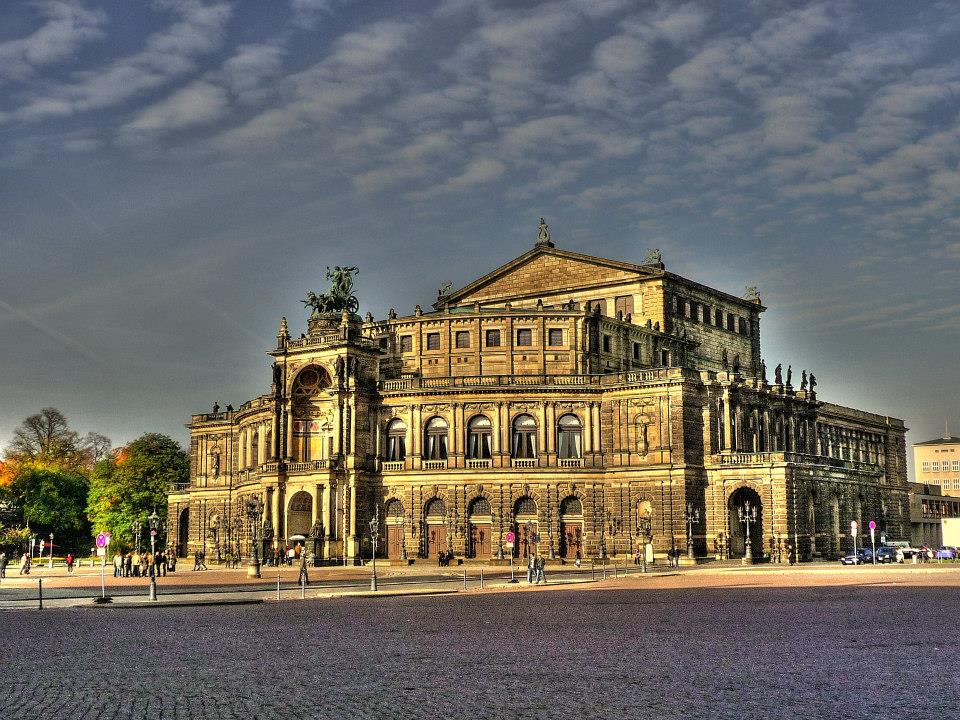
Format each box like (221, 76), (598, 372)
(1, 569), (957, 719)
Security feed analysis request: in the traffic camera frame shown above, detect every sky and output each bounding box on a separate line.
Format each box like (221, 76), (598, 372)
(0, 0), (958, 473)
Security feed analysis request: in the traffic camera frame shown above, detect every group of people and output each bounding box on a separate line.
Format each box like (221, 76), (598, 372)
(526, 554), (548, 584)
(113, 550), (173, 577)
(436, 549), (456, 567)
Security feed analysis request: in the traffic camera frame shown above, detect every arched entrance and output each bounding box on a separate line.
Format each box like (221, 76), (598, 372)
(287, 491), (313, 549)
(385, 499), (405, 560)
(559, 496), (583, 559)
(424, 498), (447, 559)
(728, 487), (763, 559)
(513, 496), (538, 559)
(468, 497), (492, 558)
(177, 507), (190, 558)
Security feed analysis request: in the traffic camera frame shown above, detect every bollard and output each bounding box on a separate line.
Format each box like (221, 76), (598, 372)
(38, 577), (43, 610)
(603, 560), (607, 580)
(480, 568), (484, 589)
(463, 568), (467, 590)
(277, 575), (281, 601)
(300, 575), (305, 600)
(591, 562), (595, 581)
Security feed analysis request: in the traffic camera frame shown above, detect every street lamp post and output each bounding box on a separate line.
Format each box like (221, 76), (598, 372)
(369, 506), (379, 592)
(683, 503), (701, 560)
(130, 520), (142, 554)
(147, 509), (160, 601)
(738, 501), (757, 565)
(246, 496), (264, 578)
(636, 516), (652, 573)
(48, 532), (54, 570)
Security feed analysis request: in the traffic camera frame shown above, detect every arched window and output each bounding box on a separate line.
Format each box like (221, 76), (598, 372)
(512, 414), (537, 459)
(386, 418), (406, 461)
(424, 497), (446, 519)
(424, 417), (448, 461)
(292, 366), (330, 400)
(468, 497), (491, 516)
(556, 414), (582, 459)
(466, 415), (492, 459)
(385, 498), (404, 518)
(559, 496), (583, 517)
(514, 496), (537, 517)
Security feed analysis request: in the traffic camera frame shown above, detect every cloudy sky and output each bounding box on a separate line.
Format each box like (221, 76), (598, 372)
(1, 0), (958, 469)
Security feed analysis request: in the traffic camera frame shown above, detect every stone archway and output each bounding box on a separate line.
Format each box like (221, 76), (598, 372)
(177, 507), (190, 558)
(558, 496), (583, 560)
(728, 486), (763, 559)
(287, 491), (313, 545)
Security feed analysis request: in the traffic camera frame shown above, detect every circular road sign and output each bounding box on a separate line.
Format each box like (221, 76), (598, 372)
(96, 532), (107, 549)
(505, 531), (516, 543)
(150, 529), (157, 537)
(850, 520), (858, 530)
(868, 520), (877, 531)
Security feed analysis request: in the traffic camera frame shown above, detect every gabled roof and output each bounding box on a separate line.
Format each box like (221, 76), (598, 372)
(436, 244), (663, 308)
(915, 436), (960, 446)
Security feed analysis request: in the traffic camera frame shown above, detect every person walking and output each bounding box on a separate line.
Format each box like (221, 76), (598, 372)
(526, 553), (535, 584)
(113, 552), (122, 578)
(298, 549), (310, 586)
(132, 551), (141, 577)
(535, 554), (547, 585)
(66, 553), (74, 573)
(0, 551), (7, 579)
(19, 552), (30, 575)
(124, 553), (133, 578)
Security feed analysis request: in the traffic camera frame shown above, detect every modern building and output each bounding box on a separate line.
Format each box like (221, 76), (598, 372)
(908, 482), (960, 547)
(913, 435), (960, 496)
(167, 221), (909, 564)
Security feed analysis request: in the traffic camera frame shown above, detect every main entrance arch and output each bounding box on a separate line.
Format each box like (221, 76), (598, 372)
(177, 507), (190, 558)
(287, 491), (313, 545)
(467, 497), (492, 558)
(424, 498), (447, 559)
(513, 496), (538, 559)
(728, 486), (763, 559)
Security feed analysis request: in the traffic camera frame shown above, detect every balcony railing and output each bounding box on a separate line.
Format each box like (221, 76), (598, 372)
(422, 460), (448, 470)
(511, 459), (538, 469)
(465, 459), (492, 469)
(711, 451), (881, 472)
(382, 461), (404, 472)
(379, 368), (679, 392)
(288, 459), (329, 473)
(558, 458), (584, 468)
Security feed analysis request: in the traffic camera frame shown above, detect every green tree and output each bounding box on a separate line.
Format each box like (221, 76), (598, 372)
(87, 433), (188, 549)
(6, 407), (110, 471)
(10, 466), (90, 550)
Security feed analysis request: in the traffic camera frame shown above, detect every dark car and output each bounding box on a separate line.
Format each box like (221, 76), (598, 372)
(875, 546), (902, 564)
(840, 548), (873, 565)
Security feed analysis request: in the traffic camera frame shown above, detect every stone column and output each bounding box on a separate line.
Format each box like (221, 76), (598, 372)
(722, 390), (732, 452)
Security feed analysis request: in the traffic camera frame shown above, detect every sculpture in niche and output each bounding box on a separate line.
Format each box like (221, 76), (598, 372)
(211, 451), (220, 477)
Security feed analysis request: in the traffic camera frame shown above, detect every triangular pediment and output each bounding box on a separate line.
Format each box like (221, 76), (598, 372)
(440, 246), (661, 308)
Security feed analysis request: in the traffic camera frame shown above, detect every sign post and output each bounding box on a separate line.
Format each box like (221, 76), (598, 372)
(850, 520), (858, 562)
(505, 531), (516, 583)
(95, 532), (111, 602)
(869, 520), (877, 564)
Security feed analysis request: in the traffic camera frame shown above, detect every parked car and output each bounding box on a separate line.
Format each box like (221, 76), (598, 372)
(840, 548), (874, 565)
(875, 546), (903, 563)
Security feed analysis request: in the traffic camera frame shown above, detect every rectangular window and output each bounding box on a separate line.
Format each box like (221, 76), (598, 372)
(455, 331), (470, 348)
(715, 308), (723, 326)
(547, 328), (563, 346)
(516, 329), (532, 346)
(485, 329), (501, 347)
(933, 462), (941, 472)
(426, 332), (440, 350)
(632, 342), (641, 360)
(953, 460), (959, 472)
(727, 313), (735, 331)
(702, 304), (711, 325)
(399, 335), (412, 353)
(614, 295), (634, 317)
(602, 334), (612, 353)
(588, 299), (607, 315)
(738, 317), (749, 336)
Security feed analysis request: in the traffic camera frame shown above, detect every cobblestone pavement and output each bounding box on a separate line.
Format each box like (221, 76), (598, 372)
(2, 585), (957, 719)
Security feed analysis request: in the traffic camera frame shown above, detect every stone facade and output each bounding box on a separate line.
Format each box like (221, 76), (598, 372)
(168, 234), (909, 564)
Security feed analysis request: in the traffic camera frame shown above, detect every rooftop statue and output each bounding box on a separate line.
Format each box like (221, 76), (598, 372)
(644, 248), (662, 264)
(303, 266), (360, 315)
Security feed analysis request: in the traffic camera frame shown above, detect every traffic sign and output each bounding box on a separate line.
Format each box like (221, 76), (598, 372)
(868, 520), (876, 531)
(505, 531), (516, 543)
(850, 520), (858, 538)
(150, 529), (157, 537)
(96, 532), (107, 549)
(504, 542), (514, 549)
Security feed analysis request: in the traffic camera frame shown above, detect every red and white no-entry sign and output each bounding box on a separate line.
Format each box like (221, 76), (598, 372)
(96, 532), (107, 548)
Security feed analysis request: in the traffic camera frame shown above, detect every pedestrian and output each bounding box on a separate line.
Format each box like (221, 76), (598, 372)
(634, 548), (641, 566)
(0, 551), (7, 579)
(574, 550), (582, 569)
(124, 553), (132, 577)
(535, 554), (547, 585)
(169, 552), (177, 573)
(132, 550), (141, 577)
(526, 553), (535, 583)
(20, 552), (30, 575)
(66, 553), (74, 573)
(787, 543), (795, 566)
(194, 550), (202, 571)
(287, 546), (295, 566)
(199, 550), (208, 570)
(298, 550), (310, 586)
(140, 553), (149, 577)
(113, 552), (122, 578)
